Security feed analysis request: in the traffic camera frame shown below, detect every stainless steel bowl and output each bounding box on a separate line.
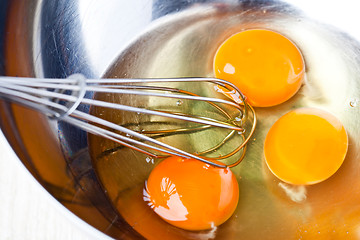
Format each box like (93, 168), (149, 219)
(2, 0), (360, 239)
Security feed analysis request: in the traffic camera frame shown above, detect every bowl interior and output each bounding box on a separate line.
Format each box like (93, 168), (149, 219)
(2, 0), (360, 239)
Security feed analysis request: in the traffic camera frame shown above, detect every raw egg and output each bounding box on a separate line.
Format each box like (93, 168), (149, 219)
(143, 156), (239, 231)
(264, 108), (348, 185)
(213, 29), (305, 107)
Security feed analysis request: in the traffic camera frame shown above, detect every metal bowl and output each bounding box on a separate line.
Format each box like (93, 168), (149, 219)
(1, 0), (360, 239)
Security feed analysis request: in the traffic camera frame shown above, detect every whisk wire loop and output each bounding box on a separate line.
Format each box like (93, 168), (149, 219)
(0, 74), (256, 168)
(59, 73), (87, 119)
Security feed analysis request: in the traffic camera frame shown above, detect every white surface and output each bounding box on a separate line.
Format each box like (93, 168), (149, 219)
(0, 131), (111, 240)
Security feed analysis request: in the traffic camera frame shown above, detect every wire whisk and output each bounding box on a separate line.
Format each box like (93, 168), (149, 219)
(0, 74), (256, 168)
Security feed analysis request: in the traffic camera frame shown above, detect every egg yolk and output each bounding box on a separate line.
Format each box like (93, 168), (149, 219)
(264, 108), (348, 185)
(213, 29), (305, 107)
(143, 156), (239, 231)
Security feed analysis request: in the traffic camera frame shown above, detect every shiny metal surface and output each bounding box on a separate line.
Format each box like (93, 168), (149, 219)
(2, 0), (360, 239)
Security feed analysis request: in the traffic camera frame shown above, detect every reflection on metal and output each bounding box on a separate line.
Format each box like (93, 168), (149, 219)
(2, 0), (360, 239)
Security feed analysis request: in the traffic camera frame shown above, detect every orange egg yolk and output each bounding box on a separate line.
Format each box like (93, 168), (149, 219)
(143, 156), (239, 231)
(214, 29), (305, 107)
(264, 108), (348, 185)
